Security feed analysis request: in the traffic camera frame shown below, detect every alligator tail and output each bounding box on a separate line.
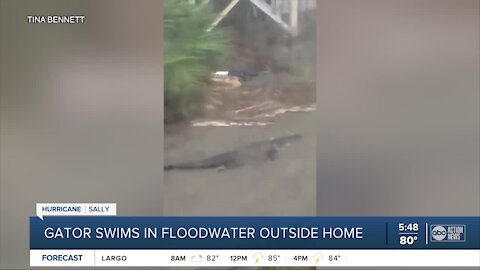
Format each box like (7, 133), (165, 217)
(164, 162), (199, 171)
(164, 164), (174, 171)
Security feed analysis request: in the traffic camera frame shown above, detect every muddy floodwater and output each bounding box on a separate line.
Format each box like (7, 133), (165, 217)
(164, 74), (316, 216)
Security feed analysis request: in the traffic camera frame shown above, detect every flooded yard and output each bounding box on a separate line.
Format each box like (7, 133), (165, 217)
(164, 74), (316, 216)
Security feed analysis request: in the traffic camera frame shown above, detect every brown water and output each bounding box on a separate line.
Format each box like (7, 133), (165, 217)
(164, 75), (316, 216)
(164, 111), (316, 216)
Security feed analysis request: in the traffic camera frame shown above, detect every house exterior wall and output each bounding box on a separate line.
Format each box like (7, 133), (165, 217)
(271, 0), (316, 14)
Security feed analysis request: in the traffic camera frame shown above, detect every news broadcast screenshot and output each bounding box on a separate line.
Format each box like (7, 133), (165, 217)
(0, 0), (479, 269)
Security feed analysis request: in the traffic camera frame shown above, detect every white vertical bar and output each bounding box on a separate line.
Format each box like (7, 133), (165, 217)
(425, 223), (429, 245)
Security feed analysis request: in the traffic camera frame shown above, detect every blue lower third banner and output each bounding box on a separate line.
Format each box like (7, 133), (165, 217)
(30, 217), (479, 249)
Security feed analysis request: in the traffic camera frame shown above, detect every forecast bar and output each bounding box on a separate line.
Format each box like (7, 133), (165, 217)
(30, 249), (480, 267)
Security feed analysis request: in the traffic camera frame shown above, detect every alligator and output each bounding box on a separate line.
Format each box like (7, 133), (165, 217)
(164, 133), (302, 171)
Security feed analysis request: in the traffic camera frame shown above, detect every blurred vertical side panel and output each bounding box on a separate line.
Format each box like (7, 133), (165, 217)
(0, 1), (164, 268)
(317, 0), (479, 215)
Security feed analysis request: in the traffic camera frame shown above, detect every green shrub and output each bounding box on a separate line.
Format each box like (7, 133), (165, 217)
(164, 0), (229, 123)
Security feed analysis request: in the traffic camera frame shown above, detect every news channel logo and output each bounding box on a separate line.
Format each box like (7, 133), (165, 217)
(430, 224), (466, 242)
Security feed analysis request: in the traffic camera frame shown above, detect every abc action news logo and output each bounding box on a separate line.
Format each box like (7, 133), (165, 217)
(430, 224), (466, 242)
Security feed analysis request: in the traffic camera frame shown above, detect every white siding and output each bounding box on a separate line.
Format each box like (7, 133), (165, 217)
(270, 0), (316, 14)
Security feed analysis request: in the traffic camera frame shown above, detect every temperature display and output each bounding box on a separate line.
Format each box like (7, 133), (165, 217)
(398, 223), (420, 246)
(400, 235), (418, 245)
